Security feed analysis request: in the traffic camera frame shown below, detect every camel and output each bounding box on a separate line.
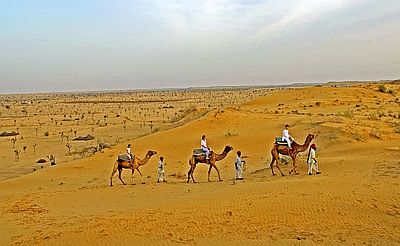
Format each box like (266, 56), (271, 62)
(270, 134), (314, 176)
(187, 146), (233, 183)
(110, 150), (157, 186)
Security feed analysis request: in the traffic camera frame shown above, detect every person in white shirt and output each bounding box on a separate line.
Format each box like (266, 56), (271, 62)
(235, 151), (246, 180)
(157, 156), (166, 182)
(126, 144), (133, 162)
(201, 135), (211, 159)
(307, 143), (321, 175)
(282, 124), (293, 149)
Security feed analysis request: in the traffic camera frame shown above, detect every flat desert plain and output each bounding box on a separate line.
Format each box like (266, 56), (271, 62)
(0, 82), (399, 245)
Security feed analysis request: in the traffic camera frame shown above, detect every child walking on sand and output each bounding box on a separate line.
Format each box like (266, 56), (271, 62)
(157, 156), (167, 182)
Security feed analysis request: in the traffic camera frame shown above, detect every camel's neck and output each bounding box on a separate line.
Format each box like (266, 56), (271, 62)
(294, 138), (312, 152)
(137, 154), (152, 166)
(214, 150), (229, 161)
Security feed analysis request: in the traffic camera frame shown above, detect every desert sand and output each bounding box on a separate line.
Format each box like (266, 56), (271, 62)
(0, 82), (399, 245)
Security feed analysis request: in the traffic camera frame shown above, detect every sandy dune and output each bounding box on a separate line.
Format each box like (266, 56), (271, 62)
(1, 84), (399, 245)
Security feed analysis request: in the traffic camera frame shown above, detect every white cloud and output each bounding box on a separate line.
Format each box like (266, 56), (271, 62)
(142, 0), (368, 44)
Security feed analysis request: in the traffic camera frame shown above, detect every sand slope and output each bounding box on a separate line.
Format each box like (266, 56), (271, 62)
(1, 84), (399, 245)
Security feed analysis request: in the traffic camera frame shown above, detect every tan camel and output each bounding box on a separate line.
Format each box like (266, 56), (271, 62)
(110, 150), (157, 186)
(187, 146), (233, 183)
(270, 134), (314, 176)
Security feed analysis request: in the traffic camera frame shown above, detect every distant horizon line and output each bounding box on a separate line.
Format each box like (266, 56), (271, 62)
(0, 79), (398, 95)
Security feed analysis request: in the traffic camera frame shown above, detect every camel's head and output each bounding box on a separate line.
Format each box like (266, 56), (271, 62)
(224, 146), (233, 153)
(307, 134), (315, 142)
(147, 150), (157, 157)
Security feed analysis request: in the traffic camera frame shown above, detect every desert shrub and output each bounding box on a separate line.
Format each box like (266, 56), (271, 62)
(328, 129), (339, 141)
(44, 131), (49, 136)
(327, 116), (344, 123)
(368, 112), (379, 121)
(378, 111), (386, 118)
(315, 101), (321, 106)
(352, 133), (366, 142)
(225, 130), (239, 137)
(394, 123), (400, 134)
(342, 109), (353, 118)
(369, 128), (382, 139)
(378, 84), (387, 93)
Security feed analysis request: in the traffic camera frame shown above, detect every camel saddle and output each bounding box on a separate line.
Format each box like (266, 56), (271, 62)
(117, 154), (135, 162)
(275, 137), (289, 146)
(193, 149), (206, 157)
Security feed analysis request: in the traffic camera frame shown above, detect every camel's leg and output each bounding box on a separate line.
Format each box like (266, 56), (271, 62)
(131, 168), (136, 185)
(211, 163), (222, 181)
(207, 165), (212, 182)
(274, 160), (285, 176)
(110, 162), (118, 186)
(291, 156), (299, 174)
(187, 166), (192, 183)
(188, 158), (194, 183)
(191, 165), (197, 183)
(270, 157), (276, 176)
(271, 149), (285, 176)
(118, 167), (126, 185)
(136, 168), (145, 184)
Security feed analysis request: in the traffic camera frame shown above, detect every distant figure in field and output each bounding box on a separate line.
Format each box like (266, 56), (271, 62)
(234, 151), (245, 180)
(126, 144), (133, 162)
(307, 143), (321, 175)
(201, 135), (211, 159)
(282, 124), (293, 149)
(158, 156), (166, 183)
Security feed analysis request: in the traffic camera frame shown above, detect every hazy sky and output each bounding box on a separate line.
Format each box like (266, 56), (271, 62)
(1, 0), (399, 93)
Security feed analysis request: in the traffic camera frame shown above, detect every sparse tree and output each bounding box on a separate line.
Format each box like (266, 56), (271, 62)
(47, 155), (56, 166)
(23, 146), (27, 153)
(104, 115), (108, 125)
(11, 137), (17, 148)
(14, 149), (21, 161)
(66, 143), (72, 155)
(33, 143), (37, 154)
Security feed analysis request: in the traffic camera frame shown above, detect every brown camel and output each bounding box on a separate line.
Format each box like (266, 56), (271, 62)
(270, 134), (314, 176)
(187, 146), (233, 183)
(110, 150), (157, 186)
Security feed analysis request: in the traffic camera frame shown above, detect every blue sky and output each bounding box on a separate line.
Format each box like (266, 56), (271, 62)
(1, 0), (399, 93)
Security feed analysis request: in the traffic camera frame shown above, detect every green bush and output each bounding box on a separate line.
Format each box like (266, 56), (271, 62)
(378, 84), (387, 93)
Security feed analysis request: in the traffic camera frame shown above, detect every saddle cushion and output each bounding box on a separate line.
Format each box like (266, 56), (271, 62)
(117, 154), (134, 162)
(193, 149), (206, 156)
(275, 137), (288, 146)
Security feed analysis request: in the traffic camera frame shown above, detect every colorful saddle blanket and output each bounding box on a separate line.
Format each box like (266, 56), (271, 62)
(117, 154), (134, 162)
(275, 137), (289, 146)
(193, 149), (206, 156)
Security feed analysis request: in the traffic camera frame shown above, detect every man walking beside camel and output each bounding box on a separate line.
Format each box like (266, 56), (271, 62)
(307, 144), (321, 175)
